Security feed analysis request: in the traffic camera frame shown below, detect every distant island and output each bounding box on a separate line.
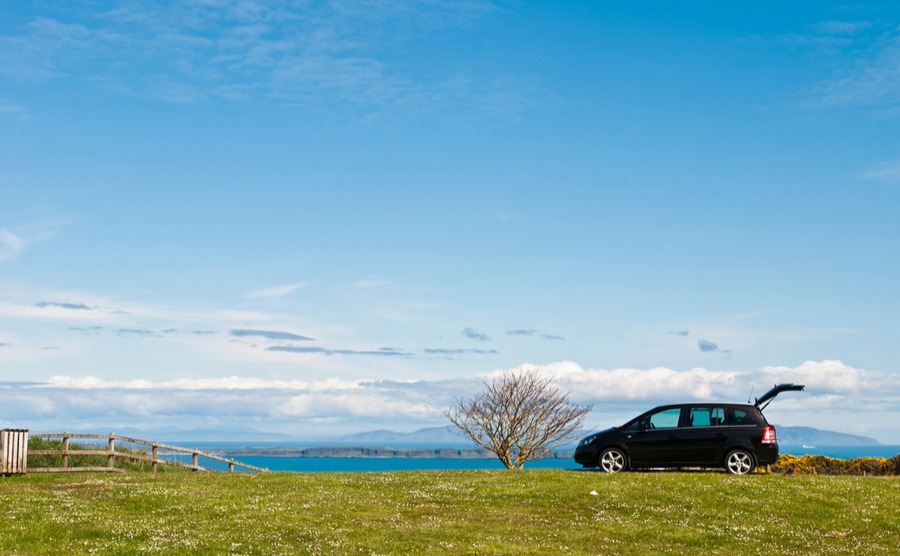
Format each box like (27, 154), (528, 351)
(222, 447), (502, 459)
(336, 425), (880, 447)
(775, 426), (879, 446)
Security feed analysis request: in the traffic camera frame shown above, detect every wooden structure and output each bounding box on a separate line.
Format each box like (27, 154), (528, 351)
(1, 429), (29, 475)
(25, 432), (267, 473)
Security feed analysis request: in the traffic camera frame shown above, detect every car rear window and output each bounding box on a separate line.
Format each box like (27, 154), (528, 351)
(727, 407), (757, 426)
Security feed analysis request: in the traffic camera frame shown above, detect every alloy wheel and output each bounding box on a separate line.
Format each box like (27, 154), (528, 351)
(599, 448), (626, 473)
(725, 450), (754, 475)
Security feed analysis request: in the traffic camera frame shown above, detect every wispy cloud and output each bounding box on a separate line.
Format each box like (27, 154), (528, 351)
(808, 33), (900, 111)
(0, 97), (30, 119)
(267, 345), (410, 357)
(494, 211), (527, 222)
(35, 301), (93, 311)
(245, 283), (306, 299)
(0, 2), (532, 119)
(351, 276), (392, 289)
(461, 327), (491, 342)
(230, 329), (314, 341)
(859, 161), (900, 183)
(0, 299), (115, 320)
(0, 229), (25, 262)
(507, 329), (564, 341)
(698, 339), (731, 354)
(70, 326), (104, 334)
(4, 360), (900, 441)
(424, 348), (498, 355)
(116, 328), (160, 338)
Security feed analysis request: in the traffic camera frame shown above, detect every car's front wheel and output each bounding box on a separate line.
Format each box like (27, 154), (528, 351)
(598, 448), (628, 473)
(725, 449), (755, 475)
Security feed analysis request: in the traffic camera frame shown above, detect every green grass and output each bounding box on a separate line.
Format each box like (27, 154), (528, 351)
(1, 470), (898, 555)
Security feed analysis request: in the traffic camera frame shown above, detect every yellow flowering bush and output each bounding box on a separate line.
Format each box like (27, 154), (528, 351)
(772, 453), (900, 475)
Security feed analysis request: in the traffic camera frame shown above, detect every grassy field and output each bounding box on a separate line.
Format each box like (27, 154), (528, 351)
(1, 469), (898, 555)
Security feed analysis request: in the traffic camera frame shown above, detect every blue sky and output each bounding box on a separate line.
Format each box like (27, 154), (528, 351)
(3, 1), (900, 442)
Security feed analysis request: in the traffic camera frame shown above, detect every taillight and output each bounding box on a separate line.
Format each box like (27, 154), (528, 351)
(762, 425), (777, 444)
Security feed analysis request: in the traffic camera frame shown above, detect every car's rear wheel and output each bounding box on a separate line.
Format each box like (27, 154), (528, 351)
(599, 448), (627, 473)
(725, 449), (755, 475)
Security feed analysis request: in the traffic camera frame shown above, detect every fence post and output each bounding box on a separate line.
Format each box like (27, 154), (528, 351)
(108, 433), (116, 469)
(192, 452), (199, 470)
(62, 432), (70, 469)
(228, 459), (234, 472)
(1, 429), (29, 475)
(152, 443), (158, 473)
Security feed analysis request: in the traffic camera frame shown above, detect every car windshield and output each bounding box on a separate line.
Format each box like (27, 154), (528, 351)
(622, 407), (681, 431)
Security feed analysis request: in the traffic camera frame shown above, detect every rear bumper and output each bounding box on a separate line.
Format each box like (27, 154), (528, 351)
(755, 443), (779, 466)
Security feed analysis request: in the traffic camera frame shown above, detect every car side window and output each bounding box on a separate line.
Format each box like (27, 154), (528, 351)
(687, 406), (725, 427)
(688, 407), (710, 427)
(727, 408), (754, 426)
(646, 407), (681, 429)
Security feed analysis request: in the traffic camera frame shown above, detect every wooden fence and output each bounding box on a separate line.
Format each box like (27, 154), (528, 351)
(1, 429), (29, 475)
(26, 432), (267, 473)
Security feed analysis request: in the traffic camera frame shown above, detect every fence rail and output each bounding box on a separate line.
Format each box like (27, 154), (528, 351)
(27, 432), (267, 473)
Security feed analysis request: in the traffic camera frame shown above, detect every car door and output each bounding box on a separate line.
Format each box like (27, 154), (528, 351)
(625, 406), (683, 466)
(678, 406), (728, 466)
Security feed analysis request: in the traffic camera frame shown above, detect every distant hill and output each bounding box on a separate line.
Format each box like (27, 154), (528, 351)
(223, 446), (498, 458)
(103, 423), (880, 448)
(775, 426), (879, 446)
(338, 426), (467, 445)
(101, 426), (295, 443)
(340, 424), (880, 447)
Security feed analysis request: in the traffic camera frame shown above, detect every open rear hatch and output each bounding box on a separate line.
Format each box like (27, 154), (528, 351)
(754, 383), (805, 411)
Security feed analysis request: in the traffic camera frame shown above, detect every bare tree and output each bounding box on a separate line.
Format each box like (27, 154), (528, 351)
(445, 369), (592, 469)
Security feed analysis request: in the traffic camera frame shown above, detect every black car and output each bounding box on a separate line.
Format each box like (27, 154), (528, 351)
(574, 383), (804, 475)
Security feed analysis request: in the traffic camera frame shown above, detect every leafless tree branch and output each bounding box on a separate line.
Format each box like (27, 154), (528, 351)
(445, 370), (592, 469)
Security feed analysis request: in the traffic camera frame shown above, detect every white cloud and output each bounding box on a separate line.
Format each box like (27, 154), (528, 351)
(490, 361), (744, 402)
(810, 20), (871, 36)
(43, 375), (360, 392)
(351, 276), (392, 288)
(0, 229), (25, 262)
(245, 283), (307, 298)
(498, 360), (900, 404)
(757, 359), (897, 395)
(0, 97), (30, 119)
(2, 359), (897, 442)
(0, 2), (527, 119)
(279, 392), (438, 420)
(494, 211), (527, 222)
(809, 36), (900, 110)
(860, 161), (900, 183)
(0, 300), (118, 320)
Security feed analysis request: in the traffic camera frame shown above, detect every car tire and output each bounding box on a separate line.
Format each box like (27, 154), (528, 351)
(598, 448), (628, 473)
(725, 449), (755, 475)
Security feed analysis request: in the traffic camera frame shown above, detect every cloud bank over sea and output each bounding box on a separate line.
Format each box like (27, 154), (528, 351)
(3, 360), (897, 443)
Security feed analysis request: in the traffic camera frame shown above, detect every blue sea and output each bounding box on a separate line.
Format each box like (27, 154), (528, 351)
(161, 444), (900, 473)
